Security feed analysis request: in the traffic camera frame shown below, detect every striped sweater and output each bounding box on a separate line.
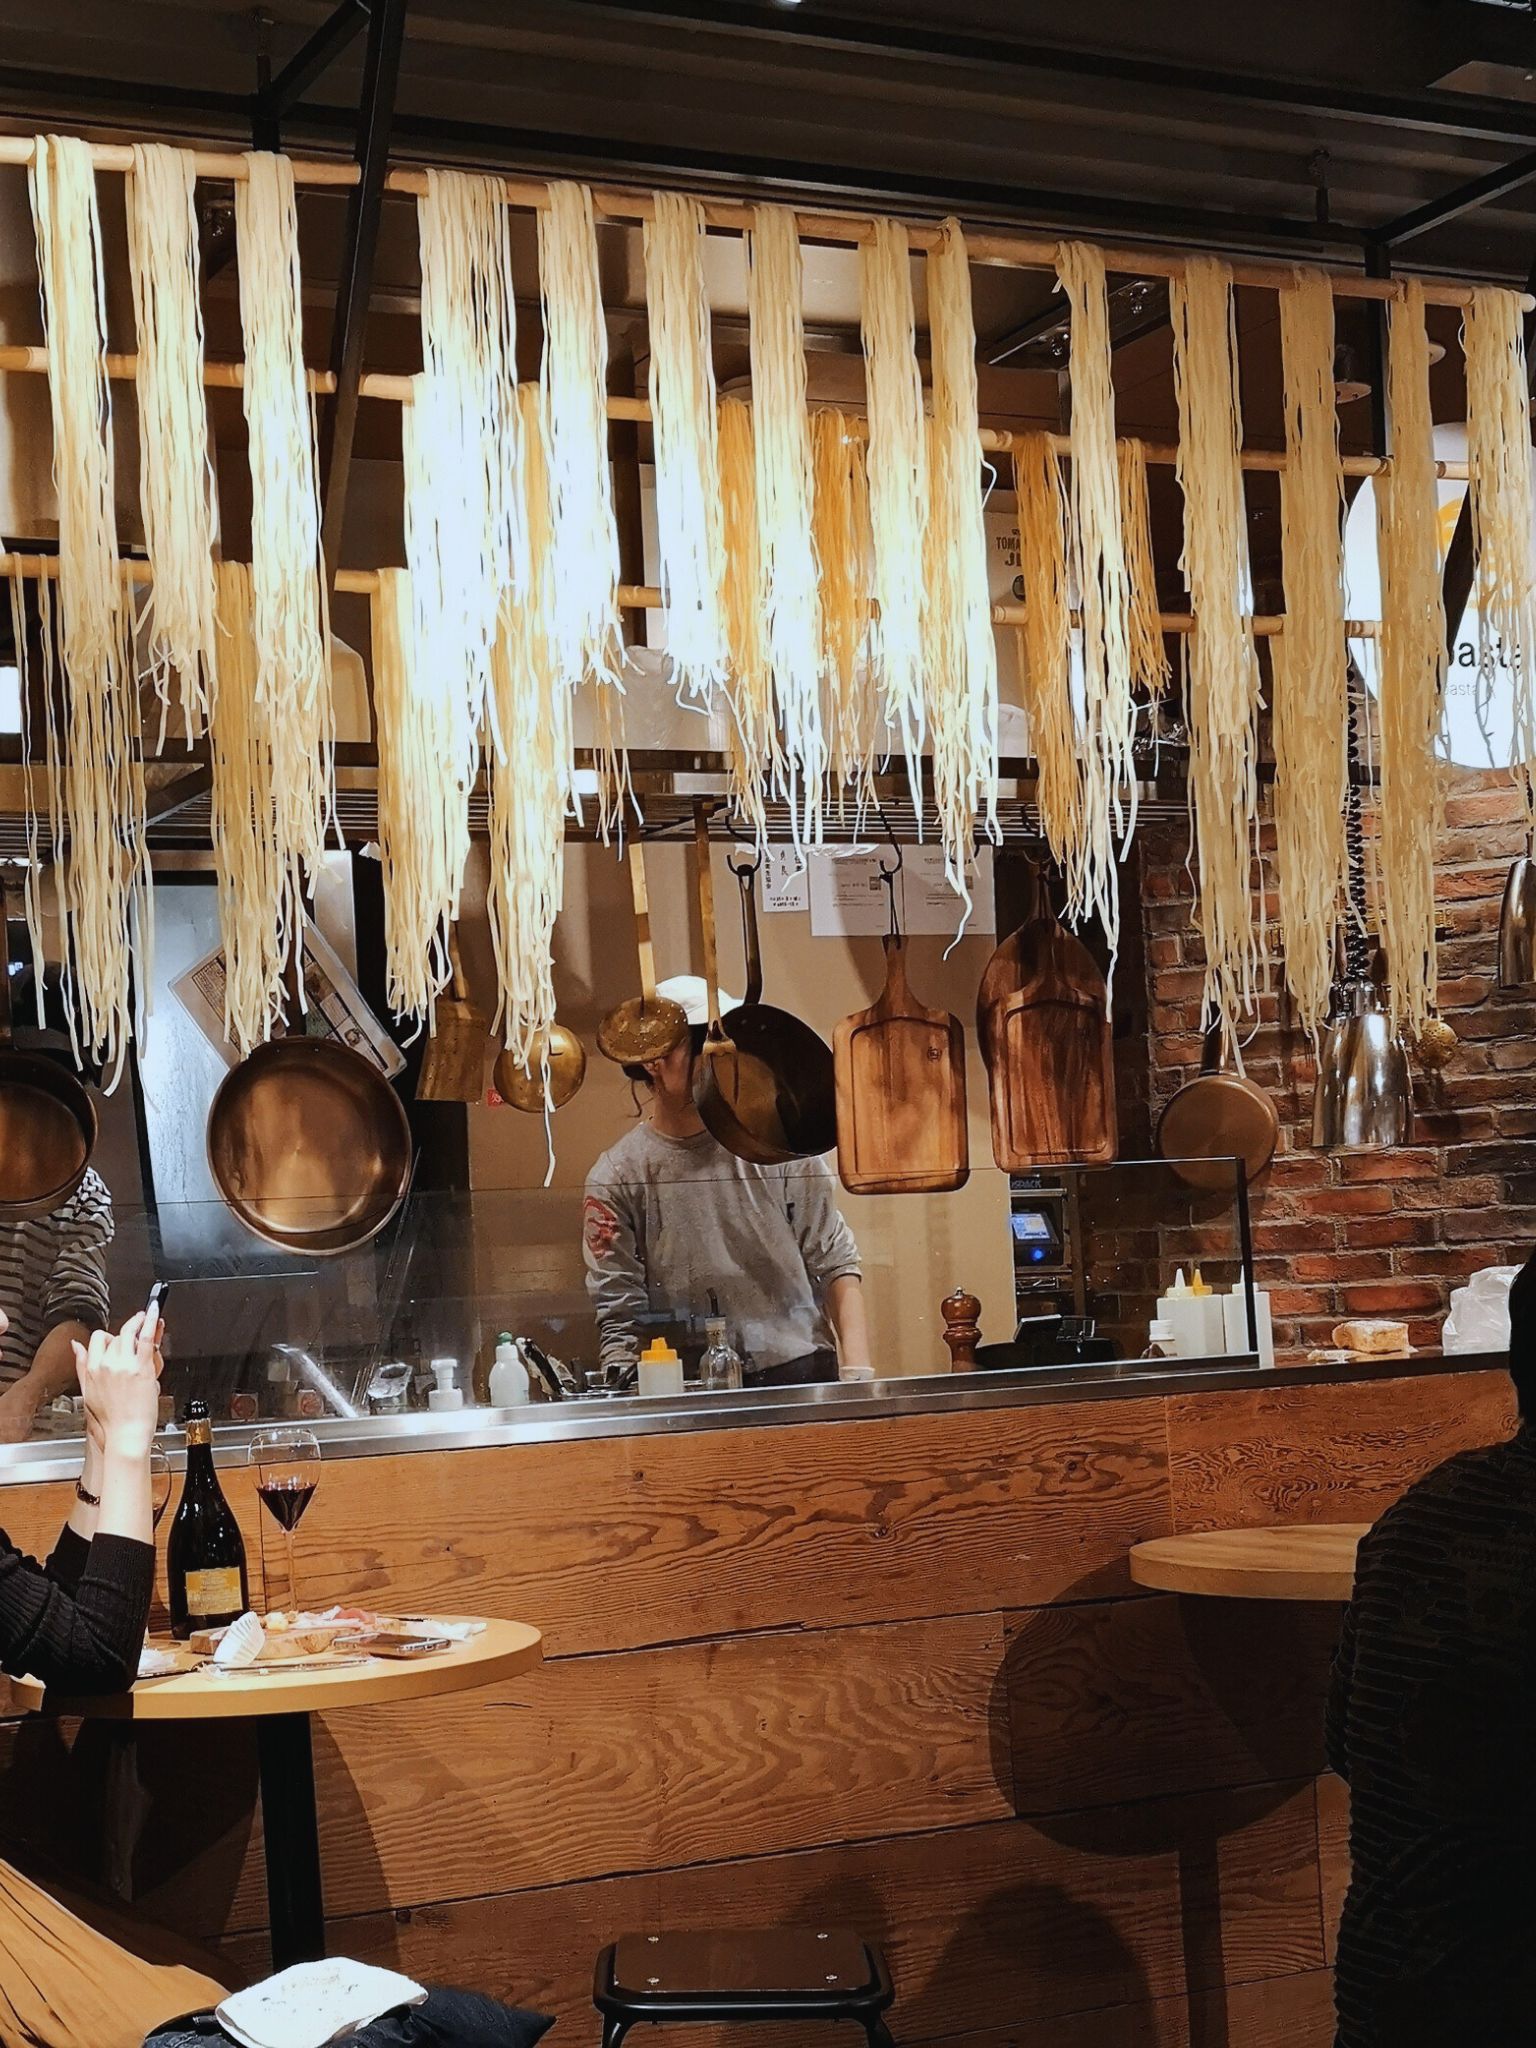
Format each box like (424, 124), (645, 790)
(0, 1168), (112, 1383)
(1326, 1423), (1536, 2047)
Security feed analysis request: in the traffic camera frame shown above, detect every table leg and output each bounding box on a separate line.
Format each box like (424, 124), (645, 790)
(256, 1712), (326, 1969)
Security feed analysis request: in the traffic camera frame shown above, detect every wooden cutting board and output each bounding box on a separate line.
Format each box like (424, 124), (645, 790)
(979, 912), (1117, 1169)
(834, 938), (969, 1194)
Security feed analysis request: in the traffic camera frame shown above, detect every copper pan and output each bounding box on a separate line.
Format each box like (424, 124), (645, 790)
(0, 873), (97, 1220)
(1156, 1018), (1278, 1191)
(206, 959), (413, 1255)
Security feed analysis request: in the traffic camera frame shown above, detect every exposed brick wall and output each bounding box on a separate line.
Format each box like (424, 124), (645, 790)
(1139, 768), (1536, 1358)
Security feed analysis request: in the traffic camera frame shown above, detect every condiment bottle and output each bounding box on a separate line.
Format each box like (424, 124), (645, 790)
(698, 1318), (744, 1392)
(428, 1358), (465, 1411)
(637, 1338), (684, 1398)
(1140, 1318), (1177, 1361)
(488, 1334), (531, 1407)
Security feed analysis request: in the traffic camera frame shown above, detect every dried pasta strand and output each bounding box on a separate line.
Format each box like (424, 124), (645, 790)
(718, 396), (777, 846)
(1273, 268), (1349, 1039)
(414, 165), (524, 688)
(925, 218), (1001, 921)
(1117, 438), (1171, 700)
(372, 559), (472, 1024)
(812, 408), (876, 813)
(125, 142), (217, 737)
(1012, 431), (1085, 879)
(747, 204), (825, 844)
(859, 217), (928, 800)
(643, 190), (727, 700)
(1464, 284), (1536, 801)
(209, 561), (289, 1055)
(1057, 240), (1134, 954)
(235, 150), (333, 903)
(1169, 253), (1263, 1040)
(1375, 279), (1445, 1037)
(28, 134), (148, 1082)
(488, 383), (572, 1080)
(539, 180), (623, 690)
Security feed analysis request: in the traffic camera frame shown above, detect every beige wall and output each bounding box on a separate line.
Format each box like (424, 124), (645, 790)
(462, 840), (1016, 1375)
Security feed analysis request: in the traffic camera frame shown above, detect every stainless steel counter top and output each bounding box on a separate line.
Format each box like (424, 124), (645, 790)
(0, 1345), (1503, 1485)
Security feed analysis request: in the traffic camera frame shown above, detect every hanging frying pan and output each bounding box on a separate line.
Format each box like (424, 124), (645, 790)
(1156, 1016), (1279, 1191)
(206, 955), (413, 1255)
(596, 838), (688, 1066)
(0, 873), (98, 1219)
(690, 808), (836, 1164)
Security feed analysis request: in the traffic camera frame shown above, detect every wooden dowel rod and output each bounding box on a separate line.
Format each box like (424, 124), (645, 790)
(2, 552), (1387, 639)
(0, 135), (360, 185)
(2, 132), (1522, 308)
(0, 344), (1483, 478)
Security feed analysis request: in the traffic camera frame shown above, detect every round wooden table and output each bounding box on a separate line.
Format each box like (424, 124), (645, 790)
(1128, 1523), (1367, 1602)
(5, 1618), (542, 1970)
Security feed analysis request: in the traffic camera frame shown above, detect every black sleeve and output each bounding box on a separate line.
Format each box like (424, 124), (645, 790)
(0, 1526), (153, 1694)
(1325, 1600), (1356, 1784)
(44, 1523), (90, 1594)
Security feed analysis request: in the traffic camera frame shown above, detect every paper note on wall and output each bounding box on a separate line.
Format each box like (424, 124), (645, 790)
(808, 845), (994, 937)
(759, 847), (810, 912)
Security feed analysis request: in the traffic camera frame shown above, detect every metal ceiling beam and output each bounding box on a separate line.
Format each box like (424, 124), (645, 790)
(1372, 146), (1536, 247)
(319, 0), (409, 586)
(288, 102), (1364, 257)
(548, 0), (1536, 149)
(257, 0), (372, 128)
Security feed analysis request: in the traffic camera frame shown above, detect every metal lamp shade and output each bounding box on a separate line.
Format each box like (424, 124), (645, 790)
(1312, 987), (1413, 1152)
(1498, 850), (1536, 990)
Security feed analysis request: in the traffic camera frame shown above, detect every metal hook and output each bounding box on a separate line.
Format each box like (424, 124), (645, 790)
(874, 802), (903, 879)
(725, 845), (763, 879)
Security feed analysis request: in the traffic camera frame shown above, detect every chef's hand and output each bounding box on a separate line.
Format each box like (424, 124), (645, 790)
(0, 1310), (40, 1443)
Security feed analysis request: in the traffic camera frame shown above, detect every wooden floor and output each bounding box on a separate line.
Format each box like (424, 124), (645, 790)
(0, 1365), (1512, 2046)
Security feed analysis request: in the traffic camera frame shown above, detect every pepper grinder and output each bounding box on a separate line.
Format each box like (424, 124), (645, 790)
(941, 1287), (981, 1372)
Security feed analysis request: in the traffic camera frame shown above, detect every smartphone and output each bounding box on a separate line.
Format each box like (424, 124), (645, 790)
(353, 1634), (452, 1658)
(143, 1281), (169, 1336)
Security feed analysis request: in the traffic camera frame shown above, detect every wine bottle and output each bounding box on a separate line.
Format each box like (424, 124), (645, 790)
(167, 1399), (250, 1640)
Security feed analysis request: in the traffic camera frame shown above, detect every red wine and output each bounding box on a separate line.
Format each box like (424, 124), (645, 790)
(167, 1401), (249, 1640)
(258, 1476), (317, 1532)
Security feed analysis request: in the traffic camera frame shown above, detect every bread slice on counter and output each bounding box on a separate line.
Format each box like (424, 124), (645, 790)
(1330, 1318), (1411, 1356)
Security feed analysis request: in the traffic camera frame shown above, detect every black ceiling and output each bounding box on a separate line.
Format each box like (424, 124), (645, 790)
(4, 0), (1536, 280)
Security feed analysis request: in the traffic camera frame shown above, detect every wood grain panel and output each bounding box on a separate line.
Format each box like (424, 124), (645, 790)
(1315, 1771), (1350, 1968)
(226, 1786), (1323, 2037)
(1165, 1371), (1514, 1532)
(905, 1971), (1334, 2048)
(150, 1612), (1012, 1934)
(1005, 1596), (1336, 1812)
(274, 1404), (1171, 1656)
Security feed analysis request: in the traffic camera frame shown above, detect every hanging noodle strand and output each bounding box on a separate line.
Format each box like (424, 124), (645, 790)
(235, 151), (333, 904)
(643, 191), (727, 700)
(539, 181), (623, 690)
(747, 205), (825, 844)
(488, 383), (573, 1099)
(1118, 439), (1171, 701)
(1169, 254), (1263, 1041)
(28, 133), (148, 1082)
(924, 218), (1001, 922)
(1273, 268), (1349, 1038)
(718, 397), (777, 846)
(125, 141), (217, 736)
(209, 561), (288, 1055)
(812, 408), (876, 814)
(1375, 279), (1445, 1037)
(1057, 239), (1134, 953)
(1464, 284), (1536, 802)
(1012, 431), (1085, 879)
(859, 217), (928, 801)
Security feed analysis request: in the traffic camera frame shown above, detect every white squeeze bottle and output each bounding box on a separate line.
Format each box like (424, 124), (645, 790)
(489, 1333), (531, 1407)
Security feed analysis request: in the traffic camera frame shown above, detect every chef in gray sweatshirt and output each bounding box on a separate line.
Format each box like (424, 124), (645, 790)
(583, 978), (872, 1385)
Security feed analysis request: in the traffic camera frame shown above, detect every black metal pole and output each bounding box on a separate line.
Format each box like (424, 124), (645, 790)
(256, 1713), (328, 1968)
(320, 0), (409, 585)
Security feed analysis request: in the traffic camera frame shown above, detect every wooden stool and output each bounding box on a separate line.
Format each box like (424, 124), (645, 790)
(593, 1929), (896, 2048)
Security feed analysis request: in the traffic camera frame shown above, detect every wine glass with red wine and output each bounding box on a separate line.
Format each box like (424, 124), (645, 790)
(248, 1427), (321, 1615)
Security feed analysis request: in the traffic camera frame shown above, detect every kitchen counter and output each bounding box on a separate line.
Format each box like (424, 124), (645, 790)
(0, 1345), (1505, 1484)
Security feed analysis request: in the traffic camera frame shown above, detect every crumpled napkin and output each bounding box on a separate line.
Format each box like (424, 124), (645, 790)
(216, 1960), (426, 2048)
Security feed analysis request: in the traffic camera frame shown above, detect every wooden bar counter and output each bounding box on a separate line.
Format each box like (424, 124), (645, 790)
(0, 1352), (1514, 2047)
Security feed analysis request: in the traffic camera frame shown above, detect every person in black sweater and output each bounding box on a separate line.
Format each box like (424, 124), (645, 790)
(1326, 1250), (1536, 2047)
(0, 1304), (160, 1694)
